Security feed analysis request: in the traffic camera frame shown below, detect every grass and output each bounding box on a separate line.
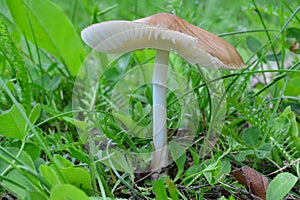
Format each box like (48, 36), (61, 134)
(0, 0), (300, 199)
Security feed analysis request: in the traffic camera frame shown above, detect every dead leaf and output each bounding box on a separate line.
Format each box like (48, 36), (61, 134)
(290, 42), (299, 53)
(232, 166), (269, 200)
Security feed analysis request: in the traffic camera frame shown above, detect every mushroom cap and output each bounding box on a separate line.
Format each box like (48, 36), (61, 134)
(81, 13), (246, 70)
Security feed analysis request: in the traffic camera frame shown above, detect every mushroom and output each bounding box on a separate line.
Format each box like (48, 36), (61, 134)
(81, 13), (246, 174)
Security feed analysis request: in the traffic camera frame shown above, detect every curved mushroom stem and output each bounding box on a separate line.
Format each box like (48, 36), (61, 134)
(151, 49), (169, 173)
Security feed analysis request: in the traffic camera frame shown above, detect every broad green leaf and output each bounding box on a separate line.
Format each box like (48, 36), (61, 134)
(135, 101), (145, 117)
(266, 172), (298, 200)
(34, 75), (62, 91)
(6, 0), (85, 75)
(169, 141), (186, 179)
(153, 178), (168, 199)
(144, 85), (152, 104)
(278, 72), (300, 96)
(10, 141), (41, 161)
(273, 107), (298, 137)
(113, 112), (146, 137)
(0, 104), (26, 139)
(255, 143), (272, 159)
(286, 27), (300, 42)
(89, 198), (127, 200)
(203, 160), (221, 185)
(246, 36), (262, 54)
(0, 103), (40, 140)
(3, 170), (38, 199)
(271, 106), (300, 154)
(241, 127), (260, 147)
(219, 159), (231, 175)
(26, 191), (48, 200)
(265, 51), (282, 61)
(61, 167), (93, 195)
(235, 150), (253, 161)
(40, 165), (61, 186)
(281, 106), (298, 138)
(29, 103), (41, 125)
(53, 154), (73, 168)
(69, 147), (90, 164)
(285, 76), (300, 96)
(50, 184), (89, 200)
(0, 147), (36, 172)
(34, 157), (46, 170)
(189, 147), (200, 166)
(0, 148), (40, 198)
(99, 149), (134, 177)
(40, 164), (92, 195)
(23, 142), (41, 160)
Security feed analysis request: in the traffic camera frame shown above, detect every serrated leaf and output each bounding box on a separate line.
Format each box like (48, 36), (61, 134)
(166, 177), (179, 200)
(266, 172), (297, 200)
(6, 0), (85, 75)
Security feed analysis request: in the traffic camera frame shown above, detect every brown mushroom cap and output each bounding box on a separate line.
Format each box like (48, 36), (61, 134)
(81, 13), (246, 70)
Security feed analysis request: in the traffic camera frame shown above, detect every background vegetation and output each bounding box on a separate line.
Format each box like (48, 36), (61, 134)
(0, 0), (299, 199)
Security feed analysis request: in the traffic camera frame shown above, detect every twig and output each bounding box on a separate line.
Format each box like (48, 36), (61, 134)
(267, 157), (300, 176)
(219, 181), (263, 200)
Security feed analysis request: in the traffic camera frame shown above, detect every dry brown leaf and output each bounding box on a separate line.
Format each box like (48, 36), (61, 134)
(290, 42), (299, 53)
(232, 166), (269, 200)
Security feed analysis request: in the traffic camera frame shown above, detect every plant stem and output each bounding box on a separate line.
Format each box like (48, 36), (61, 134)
(151, 49), (169, 172)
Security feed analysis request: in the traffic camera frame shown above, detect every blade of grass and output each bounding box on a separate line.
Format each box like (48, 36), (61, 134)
(105, 141), (146, 199)
(0, 78), (68, 184)
(0, 140), (26, 176)
(280, 0), (286, 71)
(284, 3), (300, 23)
(94, 164), (107, 199)
(251, 0), (280, 68)
(0, 146), (51, 193)
(218, 29), (279, 37)
(168, 68), (299, 107)
(0, 175), (27, 190)
(25, 9), (45, 104)
(254, 61), (300, 97)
